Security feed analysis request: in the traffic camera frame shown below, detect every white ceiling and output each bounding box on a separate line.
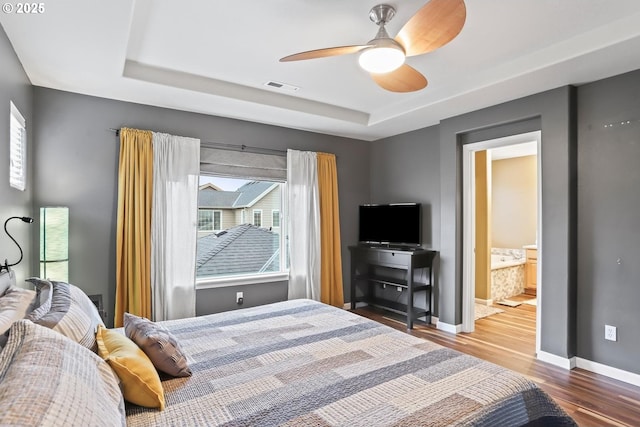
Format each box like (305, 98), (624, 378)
(2, 0), (640, 141)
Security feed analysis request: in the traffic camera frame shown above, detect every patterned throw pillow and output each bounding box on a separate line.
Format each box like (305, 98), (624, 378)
(0, 320), (125, 426)
(96, 325), (165, 410)
(124, 312), (192, 377)
(26, 278), (104, 352)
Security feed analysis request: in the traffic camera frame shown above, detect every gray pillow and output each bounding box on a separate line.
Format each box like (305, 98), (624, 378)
(26, 278), (53, 321)
(0, 270), (16, 296)
(124, 312), (192, 377)
(0, 287), (38, 347)
(26, 278), (104, 352)
(0, 320), (125, 426)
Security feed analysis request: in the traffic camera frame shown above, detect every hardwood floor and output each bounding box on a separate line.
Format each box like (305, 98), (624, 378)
(352, 295), (640, 427)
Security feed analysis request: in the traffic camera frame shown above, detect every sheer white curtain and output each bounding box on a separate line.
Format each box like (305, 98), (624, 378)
(287, 149), (321, 300)
(151, 132), (200, 321)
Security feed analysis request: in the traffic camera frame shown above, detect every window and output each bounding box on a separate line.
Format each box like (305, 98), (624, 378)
(198, 210), (213, 231)
(196, 176), (287, 283)
(198, 209), (221, 231)
(253, 209), (262, 227)
(213, 211), (221, 230)
(9, 102), (26, 191)
(272, 210), (280, 227)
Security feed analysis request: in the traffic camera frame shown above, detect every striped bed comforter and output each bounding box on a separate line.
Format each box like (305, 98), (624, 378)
(126, 299), (576, 427)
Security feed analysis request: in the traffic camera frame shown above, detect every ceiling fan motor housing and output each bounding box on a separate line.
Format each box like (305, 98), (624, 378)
(369, 4), (396, 26)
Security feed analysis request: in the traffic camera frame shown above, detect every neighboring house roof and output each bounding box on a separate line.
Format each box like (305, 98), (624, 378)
(233, 181), (277, 207)
(198, 188), (240, 208)
(200, 182), (223, 191)
(196, 224), (279, 277)
(198, 181), (276, 209)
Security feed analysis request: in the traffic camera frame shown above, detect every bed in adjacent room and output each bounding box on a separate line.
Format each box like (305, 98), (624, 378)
(0, 277), (576, 426)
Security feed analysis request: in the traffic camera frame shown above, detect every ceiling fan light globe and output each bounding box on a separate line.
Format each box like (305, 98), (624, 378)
(358, 46), (405, 74)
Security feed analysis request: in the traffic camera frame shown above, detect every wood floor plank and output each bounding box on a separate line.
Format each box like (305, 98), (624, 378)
(352, 296), (640, 427)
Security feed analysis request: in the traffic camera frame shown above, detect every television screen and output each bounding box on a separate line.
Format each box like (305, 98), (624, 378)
(358, 203), (421, 247)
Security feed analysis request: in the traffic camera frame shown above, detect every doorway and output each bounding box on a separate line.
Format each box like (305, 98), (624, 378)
(462, 131), (542, 353)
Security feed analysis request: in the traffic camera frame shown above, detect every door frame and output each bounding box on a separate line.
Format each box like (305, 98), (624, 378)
(461, 130), (542, 353)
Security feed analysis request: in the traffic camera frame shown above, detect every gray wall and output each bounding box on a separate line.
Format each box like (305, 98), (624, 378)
(577, 69), (640, 374)
(370, 125), (441, 313)
(196, 281), (287, 316)
(370, 125), (440, 250)
(439, 88), (577, 361)
(373, 89), (578, 360)
(0, 25), (33, 284)
(372, 74), (640, 374)
(32, 87), (370, 326)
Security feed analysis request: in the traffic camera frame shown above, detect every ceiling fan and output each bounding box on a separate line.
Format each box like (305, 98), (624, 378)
(280, 0), (466, 93)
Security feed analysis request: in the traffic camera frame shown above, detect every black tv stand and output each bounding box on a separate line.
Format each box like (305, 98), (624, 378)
(360, 243), (421, 251)
(349, 246), (437, 329)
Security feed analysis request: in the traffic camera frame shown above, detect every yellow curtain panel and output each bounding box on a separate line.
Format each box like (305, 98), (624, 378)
(114, 128), (153, 327)
(317, 152), (344, 307)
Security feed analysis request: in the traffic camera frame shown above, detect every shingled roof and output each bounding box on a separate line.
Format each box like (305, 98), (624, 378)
(198, 181), (276, 209)
(198, 188), (239, 208)
(196, 224), (280, 277)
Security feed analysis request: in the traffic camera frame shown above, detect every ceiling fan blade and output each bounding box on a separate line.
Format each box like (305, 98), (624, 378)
(395, 0), (466, 57)
(371, 64), (428, 93)
(280, 45), (369, 62)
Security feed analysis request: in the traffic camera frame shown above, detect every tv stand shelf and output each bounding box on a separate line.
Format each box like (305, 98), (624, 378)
(353, 275), (430, 292)
(349, 246), (437, 329)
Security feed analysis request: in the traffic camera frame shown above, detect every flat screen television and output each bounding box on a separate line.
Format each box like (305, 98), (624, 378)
(358, 203), (421, 248)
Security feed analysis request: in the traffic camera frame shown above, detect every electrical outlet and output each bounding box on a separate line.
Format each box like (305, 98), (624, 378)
(236, 291), (244, 305)
(605, 325), (617, 341)
(396, 286), (402, 292)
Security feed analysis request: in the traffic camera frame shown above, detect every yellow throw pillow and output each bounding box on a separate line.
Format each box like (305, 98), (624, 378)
(96, 325), (165, 410)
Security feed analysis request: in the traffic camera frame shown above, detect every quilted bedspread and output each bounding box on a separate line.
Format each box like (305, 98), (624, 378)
(126, 299), (576, 427)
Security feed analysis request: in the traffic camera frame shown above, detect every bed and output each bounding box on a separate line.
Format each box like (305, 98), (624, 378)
(0, 278), (576, 426)
(129, 299), (575, 426)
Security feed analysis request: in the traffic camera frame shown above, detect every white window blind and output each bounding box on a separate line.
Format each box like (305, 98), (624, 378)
(9, 102), (26, 191)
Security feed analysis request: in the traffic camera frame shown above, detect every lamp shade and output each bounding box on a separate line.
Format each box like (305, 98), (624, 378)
(40, 207), (69, 281)
(358, 44), (405, 74)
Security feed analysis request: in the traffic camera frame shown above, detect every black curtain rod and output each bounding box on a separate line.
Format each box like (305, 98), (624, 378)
(108, 128), (287, 156)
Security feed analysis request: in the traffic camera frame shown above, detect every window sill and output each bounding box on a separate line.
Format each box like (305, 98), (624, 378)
(196, 272), (289, 290)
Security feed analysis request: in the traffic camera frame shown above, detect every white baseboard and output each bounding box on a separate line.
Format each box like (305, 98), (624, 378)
(576, 357), (640, 387)
(537, 351), (576, 370)
(474, 298), (493, 306)
(436, 321), (462, 334)
(430, 315), (439, 326)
